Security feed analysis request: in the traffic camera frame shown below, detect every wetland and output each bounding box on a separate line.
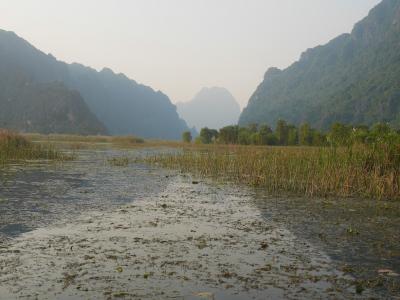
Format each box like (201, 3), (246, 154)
(0, 141), (399, 299)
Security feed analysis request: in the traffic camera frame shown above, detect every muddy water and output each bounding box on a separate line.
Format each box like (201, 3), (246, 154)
(0, 148), (390, 299)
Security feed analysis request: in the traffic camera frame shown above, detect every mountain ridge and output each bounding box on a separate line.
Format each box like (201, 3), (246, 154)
(0, 29), (189, 139)
(239, 0), (400, 129)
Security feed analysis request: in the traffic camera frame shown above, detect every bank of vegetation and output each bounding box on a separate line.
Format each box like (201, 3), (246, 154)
(190, 121), (400, 148)
(155, 122), (400, 200)
(0, 129), (70, 164)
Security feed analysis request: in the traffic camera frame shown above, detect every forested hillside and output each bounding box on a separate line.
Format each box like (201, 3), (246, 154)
(239, 0), (400, 129)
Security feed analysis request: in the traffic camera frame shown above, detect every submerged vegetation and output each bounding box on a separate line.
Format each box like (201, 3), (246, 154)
(144, 142), (400, 200)
(0, 129), (70, 164)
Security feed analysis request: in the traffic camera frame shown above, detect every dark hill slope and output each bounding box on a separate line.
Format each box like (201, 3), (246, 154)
(0, 81), (107, 135)
(0, 29), (189, 139)
(67, 64), (188, 138)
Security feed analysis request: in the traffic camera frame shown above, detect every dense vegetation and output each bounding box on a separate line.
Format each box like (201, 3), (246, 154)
(167, 119), (400, 200)
(239, 0), (400, 130)
(0, 129), (69, 164)
(145, 141), (400, 200)
(0, 29), (189, 139)
(195, 121), (400, 148)
(182, 131), (192, 143)
(176, 87), (241, 132)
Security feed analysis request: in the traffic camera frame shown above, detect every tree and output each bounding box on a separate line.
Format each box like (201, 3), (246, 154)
(265, 133), (278, 145)
(275, 120), (289, 145)
(199, 127), (218, 144)
(218, 125), (238, 144)
(287, 125), (299, 146)
(247, 123), (258, 133)
(328, 123), (352, 146)
(299, 123), (313, 146)
(182, 131), (192, 143)
(238, 127), (252, 145)
(258, 125), (273, 145)
(311, 130), (327, 146)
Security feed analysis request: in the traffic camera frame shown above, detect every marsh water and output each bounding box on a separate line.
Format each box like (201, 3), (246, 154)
(0, 148), (399, 299)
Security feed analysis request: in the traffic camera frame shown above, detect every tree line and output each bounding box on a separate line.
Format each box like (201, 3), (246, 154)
(182, 120), (400, 147)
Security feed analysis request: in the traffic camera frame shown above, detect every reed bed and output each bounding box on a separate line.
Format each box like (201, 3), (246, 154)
(26, 133), (144, 145)
(144, 144), (400, 200)
(0, 129), (71, 164)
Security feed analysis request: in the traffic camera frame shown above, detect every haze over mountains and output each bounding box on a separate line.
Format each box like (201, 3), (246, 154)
(239, 0), (400, 129)
(0, 0), (397, 138)
(0, 29), (189, 138)
(177, 87), (241, 131)
(0, 80), (107, 135)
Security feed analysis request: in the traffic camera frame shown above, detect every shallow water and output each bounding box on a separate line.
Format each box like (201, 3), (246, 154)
(252, 192), (400, 297)
(0, 149), (169, 241)
(0, 148), (396, 299)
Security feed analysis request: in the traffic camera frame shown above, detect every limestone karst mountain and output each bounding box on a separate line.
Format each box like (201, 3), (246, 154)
(0, 29), (189, 138)
(239, 0), (400, 129)
(177, 87), (241, 131)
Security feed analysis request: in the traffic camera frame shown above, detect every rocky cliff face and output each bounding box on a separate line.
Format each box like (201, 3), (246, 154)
(239, 0), (400, 129)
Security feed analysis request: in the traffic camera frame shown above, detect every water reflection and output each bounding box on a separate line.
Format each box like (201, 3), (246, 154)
(0, 149), (172, 240)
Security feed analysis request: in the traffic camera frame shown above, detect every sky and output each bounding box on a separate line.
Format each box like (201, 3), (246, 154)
(0, 0), (381, 108)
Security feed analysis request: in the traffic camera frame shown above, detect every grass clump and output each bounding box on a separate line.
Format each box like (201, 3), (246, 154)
(144, 143), (400, 200)
(111, 136), (145, 145)
(108, 157), (130, 167)
(0, 129), (71, 164)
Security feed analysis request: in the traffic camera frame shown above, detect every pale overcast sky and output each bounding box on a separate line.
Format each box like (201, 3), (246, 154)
(0, 0), (381, 108)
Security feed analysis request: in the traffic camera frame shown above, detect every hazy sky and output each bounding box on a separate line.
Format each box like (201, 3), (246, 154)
(0, 0), (381, 108)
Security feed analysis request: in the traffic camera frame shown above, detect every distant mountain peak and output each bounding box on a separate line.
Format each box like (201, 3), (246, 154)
(100, 67), (115, 74)
(264, 67), (282, 80)
(177, 87), (241, 130)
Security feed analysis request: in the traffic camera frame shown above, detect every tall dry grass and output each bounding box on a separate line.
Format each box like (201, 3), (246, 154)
(0, 129), (71, 164)
(144, 144), (400, 200)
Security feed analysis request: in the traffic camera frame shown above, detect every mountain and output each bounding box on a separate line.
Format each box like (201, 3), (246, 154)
(0, 31), (106, 135)
(0, 29), (189, 139)
(177, 87), (241, 131)
(0, 81), (107, 135)
(239, 0), (400, 129)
